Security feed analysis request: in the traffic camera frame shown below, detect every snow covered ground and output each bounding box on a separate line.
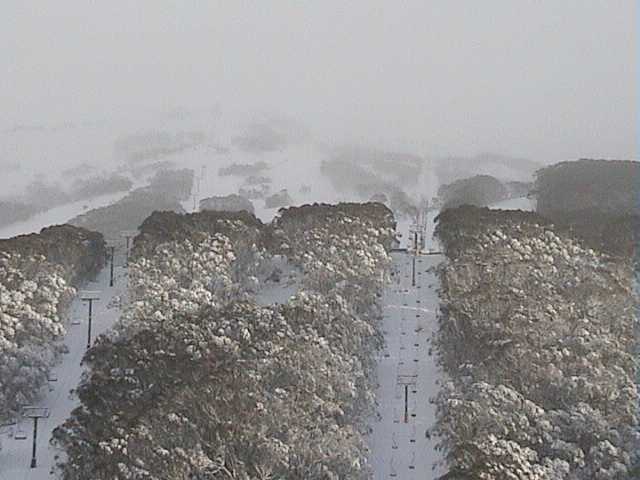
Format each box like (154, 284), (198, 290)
(368, 212), (444, 478)
(0, 192), (129, 240)
(490, 195), (536, 211)
(0, 254), (128, 480)
(253, 255), (302, 307)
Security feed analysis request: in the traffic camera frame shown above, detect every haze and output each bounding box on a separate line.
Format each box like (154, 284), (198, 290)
(2, 1), (637, 165)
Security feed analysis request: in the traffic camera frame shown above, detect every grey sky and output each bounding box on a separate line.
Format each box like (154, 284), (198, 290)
(2, 1), (637, 163)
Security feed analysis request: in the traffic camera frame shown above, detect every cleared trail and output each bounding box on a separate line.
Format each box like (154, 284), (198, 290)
(369, 215), (443, 479)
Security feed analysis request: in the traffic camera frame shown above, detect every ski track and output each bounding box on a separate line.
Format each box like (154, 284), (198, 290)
(368, 214), (444, 479)
(0, 257), (128, 480)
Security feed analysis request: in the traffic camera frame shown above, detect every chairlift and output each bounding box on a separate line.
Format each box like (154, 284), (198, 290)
(71, 317), (81, 325)
(14, 427), (27, 440)
(48, 373), (58, 382)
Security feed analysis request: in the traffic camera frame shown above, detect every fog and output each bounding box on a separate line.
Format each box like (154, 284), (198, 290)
(1, 2), (636, 197)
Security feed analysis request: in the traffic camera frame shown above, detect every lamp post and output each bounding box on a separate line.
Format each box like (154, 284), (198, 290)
(80, 290), (101, 349)
(22, 406), (50, 468)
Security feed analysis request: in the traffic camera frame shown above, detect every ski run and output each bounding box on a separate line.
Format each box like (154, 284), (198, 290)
(368, 246), (444, 477)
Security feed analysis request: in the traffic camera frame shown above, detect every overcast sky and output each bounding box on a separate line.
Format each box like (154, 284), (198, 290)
(2, 1), (637, 162)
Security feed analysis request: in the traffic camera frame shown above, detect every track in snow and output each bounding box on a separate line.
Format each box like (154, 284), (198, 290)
(369, 216), (444, 479)
(0, 256), (127, 480)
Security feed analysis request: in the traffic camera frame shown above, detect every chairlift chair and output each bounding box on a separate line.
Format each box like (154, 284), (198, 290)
(47, 373), (58, 391)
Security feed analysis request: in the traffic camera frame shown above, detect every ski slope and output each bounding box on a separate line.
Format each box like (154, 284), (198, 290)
(0, 256), (127, 480)
(0, 192), (129, 240)
(490, 196), (536, 211)
(369, 213), (444, 478)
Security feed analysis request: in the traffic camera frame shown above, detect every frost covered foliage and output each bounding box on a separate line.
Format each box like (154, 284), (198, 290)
(0, 224), (104, 422)
(0, 224), (106, 285)
(273, 202), (396, 254)
(55, 300), (374, 479)
(273, 202), (394, 341)
(0, 252), (75, 421)
(133, 210), (263, 259)
(120, 233), (241, 335)
(282, 219), (391, 318)
(433, 206), (638, 480)
(133, 211), (268, 291)
(56, 202), (393, 479)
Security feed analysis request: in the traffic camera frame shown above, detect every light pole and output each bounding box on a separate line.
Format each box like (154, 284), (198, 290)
(22, 406), (50, 468)
(80, 290), (101, 349)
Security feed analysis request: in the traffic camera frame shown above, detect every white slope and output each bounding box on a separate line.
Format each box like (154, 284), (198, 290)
(178, 143), (346, 222)
(148, 109), (346, 222)
(0, 192), (129, 240)
(369, 213), (444, 479)
(0, 256), (127, 480)
(490, 196), (536, 211)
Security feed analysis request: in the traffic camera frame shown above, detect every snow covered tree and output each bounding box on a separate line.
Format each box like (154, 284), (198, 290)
(0, 252), (75, 421)
(55, 202), (394, 479)
(433, 206), (638, 479)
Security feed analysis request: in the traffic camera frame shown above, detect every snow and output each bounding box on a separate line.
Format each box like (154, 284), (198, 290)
(253, 257), (302, 307)
(489, 196), (536, 211)
(180, 142), (346, 222)
(0, 255), (127, 480)
(0, 192), (130, 240)
(368, 211), (444, 478)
